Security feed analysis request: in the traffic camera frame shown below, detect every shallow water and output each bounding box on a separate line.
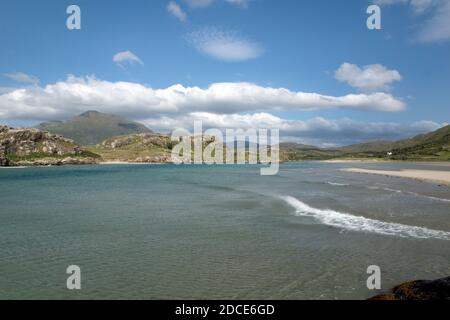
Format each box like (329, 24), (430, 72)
(0, 162), (449, 299)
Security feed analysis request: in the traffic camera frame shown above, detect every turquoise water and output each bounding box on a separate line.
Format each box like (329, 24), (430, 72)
(0, 162), (449, 299)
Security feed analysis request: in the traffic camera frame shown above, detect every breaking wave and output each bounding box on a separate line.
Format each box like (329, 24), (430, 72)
(280, 196), (450, 240)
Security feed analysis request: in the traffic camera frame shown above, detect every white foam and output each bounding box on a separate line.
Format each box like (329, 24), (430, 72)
(367, 185), (450, 202)
(405, 191), (450, 203)
(281, 196), (450, 240)
(326, 182), (349, 187)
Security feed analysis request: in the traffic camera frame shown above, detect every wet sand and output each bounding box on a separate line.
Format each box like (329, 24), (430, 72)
(341, 168), (450, 186)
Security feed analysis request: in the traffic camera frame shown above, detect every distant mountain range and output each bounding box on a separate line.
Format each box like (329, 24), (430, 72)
(37, 111), (152, 145)
(282, 125), (450, 161)
(1, 111), (448, 166)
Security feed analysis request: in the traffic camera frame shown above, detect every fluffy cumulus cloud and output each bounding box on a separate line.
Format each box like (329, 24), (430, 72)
(3, 72), (40, 85)
(0, 76), (406, 121)
(187, 27), (263, 61)
(113, 51), (144, 67)
(374, 0), (450, 42)
(167, 2), (187, 22)
(1, 75), (443, 146)
(335, 63), (402, 91)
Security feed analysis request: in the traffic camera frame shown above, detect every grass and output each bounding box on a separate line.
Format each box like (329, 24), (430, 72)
(7, 150), (101, 161)
(87, 145), (170, 161)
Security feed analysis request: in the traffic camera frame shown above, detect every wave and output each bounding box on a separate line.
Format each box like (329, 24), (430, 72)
(280, 196), (450, 240)
(367, 185), (450, 202)
(404, 191), (450, 203)
(417, 194), (450, 203)
(326, 182), (349, 187)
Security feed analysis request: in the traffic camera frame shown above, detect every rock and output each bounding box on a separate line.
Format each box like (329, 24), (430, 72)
(101, 133), (172, 149)
(369, 276), (450, 300)
(0, 125), (99, 166)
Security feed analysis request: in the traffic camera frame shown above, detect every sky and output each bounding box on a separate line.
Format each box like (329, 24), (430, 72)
(0, 0), (449, 146)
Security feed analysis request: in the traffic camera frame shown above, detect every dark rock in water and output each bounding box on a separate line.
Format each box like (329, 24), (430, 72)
(369, 276), (450, 300)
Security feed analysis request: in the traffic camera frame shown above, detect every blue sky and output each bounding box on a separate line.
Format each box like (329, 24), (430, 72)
(0, 0), (449, 145)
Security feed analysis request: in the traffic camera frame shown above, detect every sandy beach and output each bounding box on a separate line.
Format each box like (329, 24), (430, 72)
(341, 168), (450, 186)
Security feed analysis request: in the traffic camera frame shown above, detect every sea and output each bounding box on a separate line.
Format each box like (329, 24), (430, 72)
(0, 162), (449, 299)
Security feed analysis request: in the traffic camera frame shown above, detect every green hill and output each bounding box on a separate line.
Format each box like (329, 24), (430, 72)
(37, 111), (152, 145)
(279, 125), (450, 161)
(87, 133), (173, 163)
(335, 125), (450, 160)
(337, 140), (395, 153)
(279, 142), (341, 160)
(388, 125), (450, 160)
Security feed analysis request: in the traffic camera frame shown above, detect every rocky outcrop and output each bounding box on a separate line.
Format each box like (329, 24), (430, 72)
(100, 133), (173, 150)
(0, 141), (10, 167)
(131, 155), (172, 163)
(0, 125), (99, 166)
(92, 133), (173, 163)
(369, 276), (450, 300)
(92, 133), (224, 164)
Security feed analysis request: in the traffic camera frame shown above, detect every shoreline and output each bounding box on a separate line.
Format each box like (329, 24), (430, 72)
(321, 159), (388, 163)
(99, 161), (169, 165)
(0, 161), (171, 168)
(341, 168), (450, 186)
(2, 159), (450, 169)
(322, 159), (450, 166)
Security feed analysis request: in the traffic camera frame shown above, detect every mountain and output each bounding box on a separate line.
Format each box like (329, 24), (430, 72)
(37, 111), (152, 145)
(278, 125), (450, 161)
(11, 111), (449, 164)
(388, 125), (450, 160)
(337, 140), (395, 153)
(0, 125), (99, 166)
(338, 125), (449, 155)
(279, 142), (341, 161)
(335, 125), (450, 160)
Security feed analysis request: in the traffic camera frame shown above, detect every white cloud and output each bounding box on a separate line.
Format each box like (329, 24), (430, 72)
(417, 0), (450, 42)
(335, 63), (402, 91)
(1, 75), (440, 146)
(0, 87), (17, 95)
(112, 51), (144, 67)
(3, 72), (39, 85)
(225, 0), (251, 8)
(184, 0), (215, 8)
(0, 76), (406, 121)
(374, 0), (450, 42)
(184, 0), (251, 8)
(141, 112), (444, 146)
(187, 27), (263, 61)
(375, 0), (435, 13)
(167, 2), (187, 22)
